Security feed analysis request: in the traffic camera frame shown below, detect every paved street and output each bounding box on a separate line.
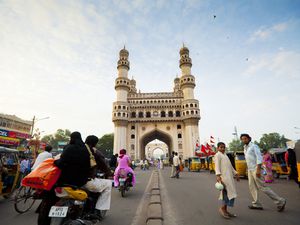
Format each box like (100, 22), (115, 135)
(1, 167), (300, 225)
(0, 168), (152, 225)
(161, 167), (300, 225)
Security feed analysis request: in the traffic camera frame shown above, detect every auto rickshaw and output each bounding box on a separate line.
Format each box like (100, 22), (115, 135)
(234, 151), (247, 178)
(269, 148), (290, 178)
(295, 140), (300, 183)
(0, 147), (20, 198)
(208, 155), (215, 173)
(187, 157), (201, 172)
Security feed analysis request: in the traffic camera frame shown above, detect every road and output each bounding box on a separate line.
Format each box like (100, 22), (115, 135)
(160, 167), (300, 225)
(1, 167), (300, 225)
(0, 168), (152, 225)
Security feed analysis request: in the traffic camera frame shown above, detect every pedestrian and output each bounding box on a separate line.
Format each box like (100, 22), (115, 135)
(20, 156), (31, 179)
(286, 148), (299, 185)
(215, 142), (239, 219)
(240, 134), (286, 211)
(173, 152), (180, 178)
(157, 159), (161, 170)
(32, 145), (53, 171)
(169, 151), (175, 178)
(262, 149), (274, 183)
(109, 153), (118, 171)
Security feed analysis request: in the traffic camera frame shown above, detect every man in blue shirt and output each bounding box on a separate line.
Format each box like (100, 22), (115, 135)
(241, 134), (286, 212)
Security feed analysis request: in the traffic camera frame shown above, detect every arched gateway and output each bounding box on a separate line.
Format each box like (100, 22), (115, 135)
(112, 46), (200, 160)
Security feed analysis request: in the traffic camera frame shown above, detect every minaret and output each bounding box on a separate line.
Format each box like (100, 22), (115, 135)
(173, 76), (180, 93)
(179, 45), (201, 158)
(112, 47), (131, 154)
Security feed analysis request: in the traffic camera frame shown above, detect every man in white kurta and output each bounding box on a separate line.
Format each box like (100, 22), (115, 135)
(215, 142), (239, 219)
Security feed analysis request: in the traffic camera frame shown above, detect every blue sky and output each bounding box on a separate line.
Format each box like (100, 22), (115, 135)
(0, 0), (299, 144)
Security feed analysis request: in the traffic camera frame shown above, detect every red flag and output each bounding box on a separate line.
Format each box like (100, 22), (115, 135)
(210, 136), (215, 144)
(201, 145), (207, 154)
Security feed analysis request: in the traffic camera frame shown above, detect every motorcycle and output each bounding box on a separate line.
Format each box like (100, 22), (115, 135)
(117, 169), (132, 197)
(46, 184), (107, 225)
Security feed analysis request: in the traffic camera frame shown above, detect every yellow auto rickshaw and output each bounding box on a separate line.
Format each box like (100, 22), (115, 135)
(187, 157), (201, 172)
(295, 141), (300, 183)
(234, 151), (247, 178)
(269, 148), (290, 178)
(0, 147), (20, 198)
(208, 155), (215, 173)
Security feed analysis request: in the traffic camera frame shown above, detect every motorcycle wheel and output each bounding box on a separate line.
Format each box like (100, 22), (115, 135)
(120, 186), (125, 197)
(97, 209), (107, 219)
(50, 217), (69, 225)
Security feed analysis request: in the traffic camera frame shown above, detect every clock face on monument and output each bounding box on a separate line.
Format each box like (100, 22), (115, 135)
(153, 111), (158, 117)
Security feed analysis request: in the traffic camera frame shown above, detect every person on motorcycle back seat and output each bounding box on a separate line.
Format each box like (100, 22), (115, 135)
(38, 131), (90, 225)
(84, 135), (113, 212)
(113, 149), (136, 187)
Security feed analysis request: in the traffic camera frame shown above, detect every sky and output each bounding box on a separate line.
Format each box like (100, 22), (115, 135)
(0, 0), (300, 144)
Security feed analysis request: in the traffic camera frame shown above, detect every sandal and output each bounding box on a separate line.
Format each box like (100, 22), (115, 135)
(219, 209), (230, 219)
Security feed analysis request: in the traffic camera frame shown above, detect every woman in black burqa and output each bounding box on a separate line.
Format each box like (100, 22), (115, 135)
(38, 131), (91, 225)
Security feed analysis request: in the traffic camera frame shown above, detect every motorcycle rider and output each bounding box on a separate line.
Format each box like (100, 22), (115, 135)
(114, 149), (136, 187)
(84, 135), (113, 214)
(38, 131), (90, 225)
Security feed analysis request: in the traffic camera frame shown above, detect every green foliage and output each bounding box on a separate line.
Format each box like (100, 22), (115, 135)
(258, 133), (289, 150)
(228, 139), (243, 152)
(41, 129), (71, 149)
(96, 133), (114, 158)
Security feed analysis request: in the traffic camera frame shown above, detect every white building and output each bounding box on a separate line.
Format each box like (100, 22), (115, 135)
(112, 46), (200, 160)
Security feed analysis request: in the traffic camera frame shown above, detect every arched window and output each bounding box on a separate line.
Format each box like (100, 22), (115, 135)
(131, 112), (136, 118)
(161, 111), (166, 117)
(146, 111), (151, 118)
(131, 134), (135, 139)
(186, 111), (189, 115)
(138, 112), (144, 118)
(177, 124), (181, 129)
(131, 125), (135, 130)
(168, 111), (173, 117)
(118, 105), (121, 109)
(117, 112), (121, 116)
(191, 111), (194, 115)
(190, 103), (193, 107)
(122, 113), (126, 117)
(123, 106), (126, 109)
(176, 111), (180, 117)
(186, 104), (189, 108)
(178, 133), (182, 139)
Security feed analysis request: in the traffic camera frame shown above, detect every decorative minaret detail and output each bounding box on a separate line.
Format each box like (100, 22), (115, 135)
(113, 47), (131, 154)
(173, 76), (180, 93)
(179, 45), (201, 159)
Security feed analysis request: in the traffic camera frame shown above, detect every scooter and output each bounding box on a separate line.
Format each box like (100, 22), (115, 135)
(117, 169), (132, 197)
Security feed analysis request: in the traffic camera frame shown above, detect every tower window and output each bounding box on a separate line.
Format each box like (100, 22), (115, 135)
(138, 112), (143, 118)
(178, 133), (182, 139)
(118, 105), (121, 109)
(195, 104), (197, 107)
(131, 125), (135, 130)
(177, 124), (181, 129)
(123, 113), (126, 117)
(131, 134), (135, 139)
(123, 106), (126, 109)
(186, 111), (189, 115)
(131, 112), (136, 118)
(186, 104), (189, 108)
(168, 111), (173, 117)
(146, 112), (151, 118)
(161, 111), (166, 117)
(190, 104), (193, 107)
(176, 111), (181, 117)
(191, 111), (194, 115)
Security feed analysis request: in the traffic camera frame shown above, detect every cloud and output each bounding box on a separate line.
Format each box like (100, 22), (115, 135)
(249, 22), (288, 42)
(243, 51), (300, 79)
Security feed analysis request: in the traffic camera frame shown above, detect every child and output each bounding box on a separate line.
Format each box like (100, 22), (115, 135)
(215, 142), (240, 219)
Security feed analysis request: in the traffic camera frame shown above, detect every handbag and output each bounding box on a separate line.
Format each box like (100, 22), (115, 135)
(85, 144), (97, 168)
(21, 158), (61, 191)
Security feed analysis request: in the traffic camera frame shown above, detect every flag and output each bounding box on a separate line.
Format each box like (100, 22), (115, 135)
(195, 140), (201, 153)
(210, 136), (215, 145)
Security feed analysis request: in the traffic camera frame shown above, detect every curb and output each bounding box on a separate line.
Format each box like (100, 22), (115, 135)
(146, 170), (163, 225)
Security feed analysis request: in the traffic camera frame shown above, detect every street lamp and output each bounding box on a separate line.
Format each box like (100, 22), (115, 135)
(30, 116), (50, 136)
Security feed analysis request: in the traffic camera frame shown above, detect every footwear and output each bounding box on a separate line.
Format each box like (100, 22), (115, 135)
(219, 209), (230, 219)
(226, 212), (237, 217)
(248, 205), (263, 210)
(277, 199), (286, 212)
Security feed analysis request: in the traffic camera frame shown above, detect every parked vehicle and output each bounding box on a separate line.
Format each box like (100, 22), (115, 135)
(187, 157), (201, 172)
(234, 151), (247, 178)
(0, 147), (20, 198)
(295, 141), (300, 183)
(269, 148), (290, 178)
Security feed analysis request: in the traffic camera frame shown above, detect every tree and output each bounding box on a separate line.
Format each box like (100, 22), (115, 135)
(96, 133), (114, 158)
(228, 139), (243, 152)
(258, 133), (289, 150)
(41, 129), (71, 149)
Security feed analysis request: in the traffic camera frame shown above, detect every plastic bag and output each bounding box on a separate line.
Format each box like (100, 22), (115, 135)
(22, 158), (61, 191)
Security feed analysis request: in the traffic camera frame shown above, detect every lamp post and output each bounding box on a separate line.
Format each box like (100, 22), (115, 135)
(30, 116), (50, 137)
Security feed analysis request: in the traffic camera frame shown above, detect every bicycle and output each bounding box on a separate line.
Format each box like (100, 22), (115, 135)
(14, 186), (36, 213)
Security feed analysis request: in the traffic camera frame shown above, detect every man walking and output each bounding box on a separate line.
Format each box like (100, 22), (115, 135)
(173, 152), (180, 178)
(240, 134), (286, 211)
(169, 151), (175, 178)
